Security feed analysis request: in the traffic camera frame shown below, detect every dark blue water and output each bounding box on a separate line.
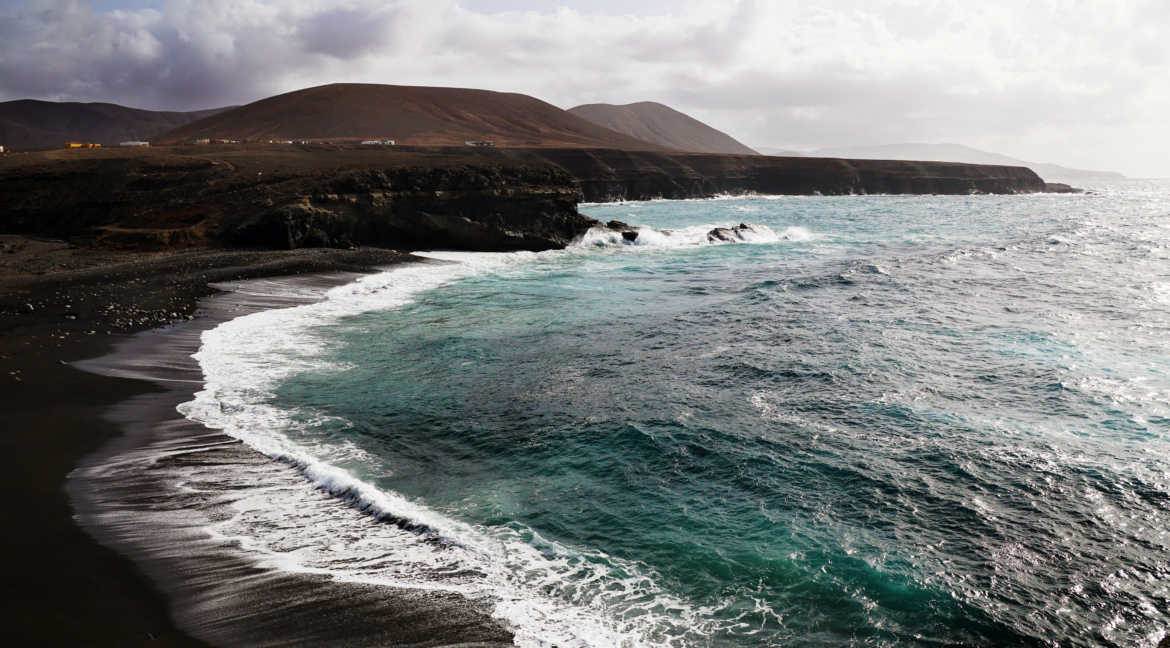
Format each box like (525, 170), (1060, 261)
(201, 183), (1170, 647)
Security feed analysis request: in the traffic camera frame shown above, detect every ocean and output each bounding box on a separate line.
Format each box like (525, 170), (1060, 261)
(177, 181), (1170, 647)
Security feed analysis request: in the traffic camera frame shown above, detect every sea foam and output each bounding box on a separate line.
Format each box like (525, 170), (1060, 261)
(177, 250), (714, 648)
(574, 222), (813, 248)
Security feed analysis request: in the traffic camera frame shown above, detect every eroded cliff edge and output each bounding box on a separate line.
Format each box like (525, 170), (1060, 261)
(455, 148), (1051, 201)
(0, 147), (592, 252)
(0, 145), (1059, 252)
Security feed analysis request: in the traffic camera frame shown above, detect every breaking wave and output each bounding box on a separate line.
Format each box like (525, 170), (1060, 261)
(176, 251), (721, 648)
(574, 222), (813, 248)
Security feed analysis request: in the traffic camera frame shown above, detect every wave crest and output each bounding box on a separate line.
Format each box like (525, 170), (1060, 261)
(574, 222), (813, 248)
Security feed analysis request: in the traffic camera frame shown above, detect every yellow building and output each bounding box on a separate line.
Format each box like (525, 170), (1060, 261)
(62, 142), (101, 149)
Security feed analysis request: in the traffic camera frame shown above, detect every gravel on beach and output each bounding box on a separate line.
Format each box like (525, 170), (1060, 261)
(0, 238), (417, 647)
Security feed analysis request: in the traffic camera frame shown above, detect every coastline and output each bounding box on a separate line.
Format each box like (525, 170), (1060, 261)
(0, 244), (511, 647)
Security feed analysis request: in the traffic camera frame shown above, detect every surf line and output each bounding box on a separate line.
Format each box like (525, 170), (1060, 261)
(173, 251), (702, 648)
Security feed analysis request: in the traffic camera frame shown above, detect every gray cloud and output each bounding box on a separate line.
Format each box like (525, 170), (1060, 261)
(2, 0), (1167, 176)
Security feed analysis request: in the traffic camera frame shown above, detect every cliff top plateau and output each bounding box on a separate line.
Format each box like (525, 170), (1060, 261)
(151, 84), (668, 150)
(568, 102), (759, 155)
(806, 143), (1123, 182)
(0, 100), (232, 151)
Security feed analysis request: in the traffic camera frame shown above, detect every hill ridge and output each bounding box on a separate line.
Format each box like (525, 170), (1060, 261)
(0, 100), (232, 150)
(567, 102), (758, 155)
(152, 84), (667, 150)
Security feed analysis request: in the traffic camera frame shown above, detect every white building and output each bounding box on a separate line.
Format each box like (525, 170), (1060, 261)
(120, 141), (150, 147)
(361, 140), (395, 145)
(465, 141), (495, 147)
(0, 145), (5, 153)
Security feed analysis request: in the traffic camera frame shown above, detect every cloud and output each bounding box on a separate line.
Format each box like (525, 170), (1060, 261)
(1, 0), (1168, 176)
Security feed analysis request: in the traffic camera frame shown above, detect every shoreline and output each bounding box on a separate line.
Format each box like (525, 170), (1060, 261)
(0, 244), (510, 647)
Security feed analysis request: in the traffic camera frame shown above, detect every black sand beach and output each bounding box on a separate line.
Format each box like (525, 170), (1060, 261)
(0, 237), (511, 647)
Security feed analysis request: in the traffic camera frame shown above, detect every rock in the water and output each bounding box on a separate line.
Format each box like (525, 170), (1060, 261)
(621, 230), (639, 242)
(707, 227), (737, 243)
(22, 303), (34, 313)
(607, 220), (631, 230)
(707, 222), (772, 243)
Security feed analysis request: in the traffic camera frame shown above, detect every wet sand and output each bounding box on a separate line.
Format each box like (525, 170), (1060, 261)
(0, 241), (512, 647)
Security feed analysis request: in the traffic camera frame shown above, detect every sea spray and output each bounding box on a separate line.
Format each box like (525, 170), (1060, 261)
(575, 222), (814, 248)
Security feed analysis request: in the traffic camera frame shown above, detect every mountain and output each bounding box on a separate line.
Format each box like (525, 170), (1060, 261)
(754, 147), (807, 157)
(0, 100), (233, 151)
(567, 102), (758, 155)
(152, 84), (667, 150)
(806, 143), (1123, 182)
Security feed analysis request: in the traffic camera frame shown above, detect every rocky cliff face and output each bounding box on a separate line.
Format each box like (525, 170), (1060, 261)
(0, 150), (593, 252)
(452, 148), (1048, 201)
(232, 166), (588, 252)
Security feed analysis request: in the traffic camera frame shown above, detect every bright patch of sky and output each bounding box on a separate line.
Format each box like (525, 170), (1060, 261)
(3, 0), (1168, 176)
(91, 1), (680, 16)
(455, 1), (678, 15)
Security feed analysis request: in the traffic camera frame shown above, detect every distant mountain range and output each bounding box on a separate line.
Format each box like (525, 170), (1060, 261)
(0, 100), (232, 150)
(755, 143), (1122, 182)
(753, 147), (806, 157)
(152, 84), (666, 150)
(567, 102), (758, 155)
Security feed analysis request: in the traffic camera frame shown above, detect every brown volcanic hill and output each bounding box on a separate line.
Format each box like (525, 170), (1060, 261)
(151, 84), (669, 150)
(567, 102), (758, 155)
(0, 100), (232, 151)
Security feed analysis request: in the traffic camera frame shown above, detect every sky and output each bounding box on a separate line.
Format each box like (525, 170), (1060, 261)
(2, 0), (1168, 177)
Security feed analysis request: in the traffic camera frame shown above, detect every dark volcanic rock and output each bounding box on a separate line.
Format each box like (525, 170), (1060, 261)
(233, 166), (592, 252)
(452, 148), (1048, 201)
(1044, 182), (1085, 194)
(707, 223), (775, 243)
(0, 150), (596, 252)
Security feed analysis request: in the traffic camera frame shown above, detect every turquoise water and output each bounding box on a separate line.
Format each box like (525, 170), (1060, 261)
(205, 183), (1170, 647)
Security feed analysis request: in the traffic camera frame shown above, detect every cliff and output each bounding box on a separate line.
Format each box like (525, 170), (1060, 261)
(447, 148), (1048, 201)
(0, 146), (592, 252)
(0, 145), (1059, 254)
(808, 143), (1124, 183)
